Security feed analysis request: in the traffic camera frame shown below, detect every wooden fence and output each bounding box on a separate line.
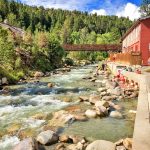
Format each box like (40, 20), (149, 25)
(109, 52), (142, 65)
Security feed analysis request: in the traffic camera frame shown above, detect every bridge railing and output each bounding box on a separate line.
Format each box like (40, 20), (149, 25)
(62, 44), (122, 52)
(109, 52), (142, 65)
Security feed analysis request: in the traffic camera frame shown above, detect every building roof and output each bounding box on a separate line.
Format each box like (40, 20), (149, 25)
(121, 16), (150, 41)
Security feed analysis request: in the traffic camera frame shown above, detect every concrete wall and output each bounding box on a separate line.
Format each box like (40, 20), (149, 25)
(108, 62), (150, 150)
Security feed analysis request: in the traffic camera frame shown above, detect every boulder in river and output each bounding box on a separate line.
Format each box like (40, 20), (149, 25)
(123, 138), (132, 150)
(85, 109), (97, 118)
(86, 140), (115, 150)
(97, 88), (107, 92)
(95, 100), (109, 108)
(37, 130), (59, 145)
(73, 114), (88, 121)
(110, 111), (123, 118)
(34, 71), (44, 78)
(13, 138), (39, 150)
(102, 96), (114, 101)
(116, 146), (126, 150)
(48, 110), (75, 127)
(47, 82), (54, 88)
(96, 105), (108, 117)
(59, 134), (70, 143)
(89, 95), (100, 104)
(79, 96), (89, 102)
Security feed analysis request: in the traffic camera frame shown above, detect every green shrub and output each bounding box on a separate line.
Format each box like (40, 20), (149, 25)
(63, 58), (74, 66)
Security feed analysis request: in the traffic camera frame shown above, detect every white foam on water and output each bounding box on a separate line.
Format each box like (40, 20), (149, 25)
(0, 95), (20, 101)
(29, 95), (68, 106)
(0, 135), (20, 150)
(23, 118), (45, 128)
(0, 105), (35, 117)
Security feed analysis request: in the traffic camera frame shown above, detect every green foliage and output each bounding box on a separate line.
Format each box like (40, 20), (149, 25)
(0, 0), (134, 83)
(63, 58), (74, 66)
(140, 0), (150, 17)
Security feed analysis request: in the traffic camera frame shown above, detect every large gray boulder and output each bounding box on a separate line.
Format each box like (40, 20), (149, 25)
(13, 138), (39, 150)
(86, 140), (116, 150)
(36, 130), (59, 145)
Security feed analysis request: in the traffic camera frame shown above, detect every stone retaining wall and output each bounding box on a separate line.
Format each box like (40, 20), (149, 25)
(108, 62), (150, 150)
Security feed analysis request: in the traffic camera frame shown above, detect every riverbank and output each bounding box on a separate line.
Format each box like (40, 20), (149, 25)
(108, 62), (150, 150)
(0, 63), (138, 150)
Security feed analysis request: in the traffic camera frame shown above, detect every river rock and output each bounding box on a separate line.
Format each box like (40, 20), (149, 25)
(115, 139), (123, 146)
(89, 95), (100, 104)
(105, 80), (114, 89)
(123, 138), (132, 150)
(129, 110), (136, 114)
(112, 87), (122, 96)
(47, 82), (54, 88)
(102, 96), (113, 101)
(96, 105), (108, 116)
(86, 140), (115, 150)
(100, 91), (108, 97)
(110, 111), (123, 118)
(97, 88), (107, 92)
(31, 113), (47, 120)
(109, 102), (122, 110)
(95, 100), (109, 108)
(48, 110), (76, 126)
(55, 143), (65, 150)
(116, 146), (126, 150)
(90, 78), (97, 82)
(36, 130), (59, 145)
(79, 96), (89, 102)
(13, 138), (39, 150)
(85, 109), (97, 118)
(67, 144), (78, 150)
(113, 105), (122, 110)
(34, 71), (44, 78)
(69, 135), (84, 144)
(74, 114), (88, 121)
(59, 134), (70, 143)
(2, 77), (8, 85)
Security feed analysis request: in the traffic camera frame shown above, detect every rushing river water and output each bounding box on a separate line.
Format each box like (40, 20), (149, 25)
(0, 64), (137, 150)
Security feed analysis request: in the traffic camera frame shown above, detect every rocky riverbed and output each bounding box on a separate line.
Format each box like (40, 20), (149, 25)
(0, 64), (137, 150)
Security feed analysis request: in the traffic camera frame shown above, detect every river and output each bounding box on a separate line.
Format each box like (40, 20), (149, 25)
(0, 64), (137, 149)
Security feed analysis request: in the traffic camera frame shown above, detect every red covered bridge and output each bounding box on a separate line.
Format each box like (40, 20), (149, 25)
(62, 44), (122, 52)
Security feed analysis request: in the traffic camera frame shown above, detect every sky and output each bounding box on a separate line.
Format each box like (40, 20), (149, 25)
(19, 0), (142, 21)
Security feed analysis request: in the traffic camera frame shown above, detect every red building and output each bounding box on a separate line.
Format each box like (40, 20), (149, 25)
(122, 16), (150, 65)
